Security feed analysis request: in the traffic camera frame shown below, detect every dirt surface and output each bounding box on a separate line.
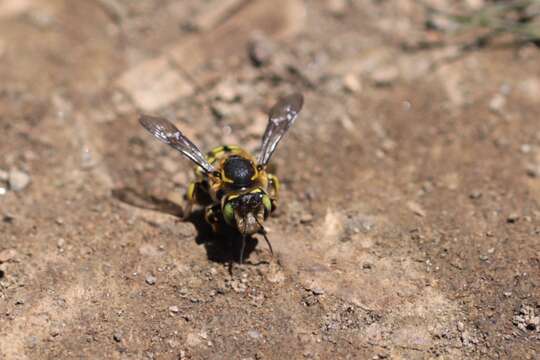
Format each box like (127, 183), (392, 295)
(1, 0), (539, 359)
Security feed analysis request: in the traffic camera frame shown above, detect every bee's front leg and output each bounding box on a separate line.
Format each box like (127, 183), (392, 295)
(204, 204), (221, 233)
(267, 173), (280, 212)
(183, 181), (201, 220)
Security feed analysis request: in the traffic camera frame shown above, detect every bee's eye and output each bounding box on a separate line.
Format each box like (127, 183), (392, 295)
(262, 194), (272, 214)
(223, 202), (235, 225)
(212, 171), (222, 179)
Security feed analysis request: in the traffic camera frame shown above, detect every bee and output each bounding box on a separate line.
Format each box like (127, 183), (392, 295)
(139, 93), (304, 263)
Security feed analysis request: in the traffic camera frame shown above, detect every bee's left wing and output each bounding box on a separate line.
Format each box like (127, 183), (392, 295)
(139, 115), (215, 174)
(257, 93), (304, 166)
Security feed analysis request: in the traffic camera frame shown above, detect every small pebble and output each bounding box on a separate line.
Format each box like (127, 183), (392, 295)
(3, 214), (15, 223)
(520, 144), (532, 154)
(407, 201), (426, 217)
(8, 169), (31, 192)
(507, 213), (520, 223)
(311, 287), (325, 296)
(371, 65), (399, 86)
(526, 164), (540, 178)
(113, 332), (123, 342)
(469, 191), (482, 199)
(169, 305), (179, 314)
(248, 329), (262, 339)
(489, 94), (506, 113)
(300, 212), (314, 224)
(247, 34), (273, 67)
(343, 73), (362, 93)
(145, 274), (157, 285)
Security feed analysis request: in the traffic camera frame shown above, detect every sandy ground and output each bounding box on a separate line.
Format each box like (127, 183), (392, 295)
(0, 0), (539, 359)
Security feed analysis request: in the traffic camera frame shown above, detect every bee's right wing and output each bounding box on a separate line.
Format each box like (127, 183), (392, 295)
(257, 93), (304, 166)
(139, 115), (215, 174)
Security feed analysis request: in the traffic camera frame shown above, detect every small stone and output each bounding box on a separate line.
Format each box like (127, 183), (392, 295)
(247, 34), (273, 67)
(503, 291), (512, 297)
(169, 305), (180, 314)
(57, 238), (65, 248)
(343, 73), (362, 93)
(311, 287), (325, 296)
(469, 191), (482, 199)
(520, 144), (532, 154)
(426, 13), (459, 31)
(211, 102), (236, 120)
(489, 93), (506, 113)
(0, 169), (8, 181)
(479, 254), (489, 261)
(113, 332), (123, 342)
(214, 80), (238, 102)
(230, 279), (247, 293)
(248, 330), (262, 339)
(145, 274), (157, 285)
(8, 169), (30, 191)
(300, 212), (314, 224)
(371, 65), (399, 86)
(526, 164), (540, 178)
(0, 248), (17, 263)
(513, 304), (539, 332)
(507, 213), (520, 223)
(407, 201), (426, 217)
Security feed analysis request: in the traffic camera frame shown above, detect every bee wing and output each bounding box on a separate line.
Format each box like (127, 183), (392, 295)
(139, 115), (215, 174)
(257, 93), (304, 166)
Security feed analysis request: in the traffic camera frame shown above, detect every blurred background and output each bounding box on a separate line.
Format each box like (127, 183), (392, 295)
(0, 1), (539, 359)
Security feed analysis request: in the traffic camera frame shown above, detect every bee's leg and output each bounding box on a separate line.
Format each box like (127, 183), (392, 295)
(182, 181), (201, 220)
(267, 173), (280, 212)
(182, 180), (208, 220)
(259, 229), (274, 258)
(204, 204), (221, 233)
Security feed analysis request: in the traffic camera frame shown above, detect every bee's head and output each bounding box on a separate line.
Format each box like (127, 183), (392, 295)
(222, 189), (272, 234)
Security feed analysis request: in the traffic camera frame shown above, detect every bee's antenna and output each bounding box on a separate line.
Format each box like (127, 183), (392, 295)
(239, 233), (246, 264)
(256, 218), (274, 257)
(239, 216), (248, 264)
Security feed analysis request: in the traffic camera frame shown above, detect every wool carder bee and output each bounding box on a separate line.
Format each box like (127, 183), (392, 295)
(139, 93), (304, 263)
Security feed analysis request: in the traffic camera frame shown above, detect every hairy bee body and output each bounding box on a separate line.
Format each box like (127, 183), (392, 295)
(138, 93), (302, 263)
(186, 145), (279, 233)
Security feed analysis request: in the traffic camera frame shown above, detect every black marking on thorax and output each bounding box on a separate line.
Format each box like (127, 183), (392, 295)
(223, 155), (255, 188)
